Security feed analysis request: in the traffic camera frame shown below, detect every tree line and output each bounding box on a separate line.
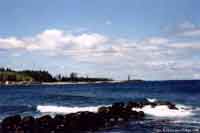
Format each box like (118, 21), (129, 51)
(0, 68), (112, 83)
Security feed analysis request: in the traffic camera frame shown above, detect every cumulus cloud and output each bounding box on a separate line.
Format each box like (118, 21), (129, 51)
(170, 42), (200, 49)
(141, 37), (169, 45)
(0, 29), (108, 52)
(0, 37), (25, 49)
(178, 21), (195, 30)
(171, 22), (200, 37)
(1, 25), (200, 80)
(180, 29), (200, 37)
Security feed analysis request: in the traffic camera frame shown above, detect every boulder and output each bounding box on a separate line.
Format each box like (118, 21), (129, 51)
(0, 101), (149, 132)
(21, 116), (35, 132)
(150, 101), (178, 110)
(1, 115), (21, 132)
(126, 101), (144, 109)
(36, 115), (54, 132)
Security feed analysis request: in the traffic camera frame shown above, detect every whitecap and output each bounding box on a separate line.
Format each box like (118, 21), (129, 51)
(132, 105), (192, 117)
(37, 105), (109, 114)
(147, 98), (157, 103)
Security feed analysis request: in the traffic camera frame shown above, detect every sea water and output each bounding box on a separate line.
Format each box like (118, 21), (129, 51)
(0, 80), (200, 132)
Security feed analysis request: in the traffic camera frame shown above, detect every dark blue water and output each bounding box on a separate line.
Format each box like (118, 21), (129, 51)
(0, 81), (200, 132)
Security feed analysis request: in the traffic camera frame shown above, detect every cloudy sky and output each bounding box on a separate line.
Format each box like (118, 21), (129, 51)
(0, 0), (200, 80)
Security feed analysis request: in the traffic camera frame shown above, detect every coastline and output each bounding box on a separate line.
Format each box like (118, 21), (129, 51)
(0, 101), (145, 132)
(0, 100), (187, 132)
(42, 80), (121, 85)
(0, 80), (122, 86)
(0, 80), (146, 86)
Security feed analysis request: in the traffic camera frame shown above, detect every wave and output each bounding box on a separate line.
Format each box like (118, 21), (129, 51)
(132, 104), (193, 117)
(173, 120), (200, 124)
(37, 98), (197, 118)
(146, 98), (157, 103)
(37, 105), (110, 114)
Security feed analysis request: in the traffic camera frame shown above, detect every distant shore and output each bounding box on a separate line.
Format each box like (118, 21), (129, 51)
(0, 80), (117, 86)
(0, 67), (146, 86)
(0, 80), (145, 86)
(42, 80), (123, 85)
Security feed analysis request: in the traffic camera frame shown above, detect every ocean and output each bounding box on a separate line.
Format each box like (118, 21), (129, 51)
(0, 80), (200, 132)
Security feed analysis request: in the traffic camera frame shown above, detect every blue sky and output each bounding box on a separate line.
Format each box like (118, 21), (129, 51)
(0, 0), (200, 80)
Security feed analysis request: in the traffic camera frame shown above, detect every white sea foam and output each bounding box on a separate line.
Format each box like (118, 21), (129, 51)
(37, 101), (195, 118)
(37, 105), (109, 114)
(173, 120), (200, 124)
(132, 104), (192, 117)
(147, 98), (157, 103)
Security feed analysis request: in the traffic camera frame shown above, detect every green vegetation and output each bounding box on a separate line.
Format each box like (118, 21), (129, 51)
(0, 68), (55, 83)
(0, 71), (33, 82)
(0, 68), (112, 84)
(19, 70), (55, 82)
(56, 72), (112, 82)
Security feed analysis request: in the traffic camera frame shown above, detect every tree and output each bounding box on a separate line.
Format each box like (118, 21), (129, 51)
(70, 72), (78, 80)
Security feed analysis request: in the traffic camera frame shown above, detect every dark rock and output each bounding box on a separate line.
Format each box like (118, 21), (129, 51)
(127, 100), (178, 110)
(164, 101), (178, 110)
(150, 101), (178, 110)
(0, 101), (150, 132)
(98, 106), (110, 114)
(112, 102), (125, 109)
(126, 101), (140, 109)
(36, 115), (54, 132)
(21, 116), (35, 132)
(1, 115), (21, 132)
(54, 114), (65, 131)
(110, 102), (125, 116)
(64, 111), (105, 132)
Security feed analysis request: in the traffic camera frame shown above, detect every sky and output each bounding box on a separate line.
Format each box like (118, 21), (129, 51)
(0, 0), (200, 80)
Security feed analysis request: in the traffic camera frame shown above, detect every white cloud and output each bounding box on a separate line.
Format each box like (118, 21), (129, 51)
(142, 37), (169, 45)
(1, 26), (200, 80)
(0, 37), (25, 49)
(0, 30), (109, 52)
(171, 22), (200, 37)
(11, 53), (21, 57)
(72, 33), (108, 48)
(178, 21), (195, 30)
(169, 42), (200, 49)
(180, 29), (200, 37)
(194, 74), (200, 79)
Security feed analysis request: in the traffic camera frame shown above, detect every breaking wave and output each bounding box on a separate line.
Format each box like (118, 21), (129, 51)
(132, 101), (193, 117)
(37, 105), (109, 114)
(37, 98), (197, 118)
(132, 105), (192, 117)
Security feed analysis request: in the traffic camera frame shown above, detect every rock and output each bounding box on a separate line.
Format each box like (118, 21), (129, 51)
(138, 111), (145, 117)
(110, 102), (125, 117)
(54, 114), (64, 124)
(98, 106), (110, 114)
(36, 115), (54, 132)
(1, 115), (21, 132)
(21, 116), (35, 132)
(150, 101), (178, 110)
(165, 101), (178, 110)
(98, 106), (112, 124)
(112, 102), (125, 109)
(126, 101), (143, 109)
(65, 111), (105, 132)
(54, 114), (65, 131)
(127, 100), (178, 110)
(0, 101), (149, 132)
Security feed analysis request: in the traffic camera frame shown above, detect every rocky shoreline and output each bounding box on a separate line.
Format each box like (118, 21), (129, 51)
(0, 100), (177, 133)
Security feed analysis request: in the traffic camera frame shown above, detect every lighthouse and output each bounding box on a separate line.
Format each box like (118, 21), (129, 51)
(128, 75), (131, 81)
